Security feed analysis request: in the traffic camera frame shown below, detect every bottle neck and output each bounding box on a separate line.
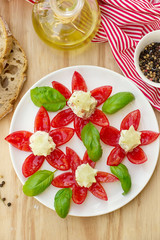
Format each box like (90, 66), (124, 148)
(50, 0), (84, 20)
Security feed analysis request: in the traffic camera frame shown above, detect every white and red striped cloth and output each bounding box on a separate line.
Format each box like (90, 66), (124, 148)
(26, 0), (160, 110)
(93, 0), (160, 111)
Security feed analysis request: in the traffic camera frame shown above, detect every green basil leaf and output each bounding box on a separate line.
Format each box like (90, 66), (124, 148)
(23, 170), (54, 196)
(81, 122), (102, 162)
(110, 164), (131, 195)
(54, 188), (72, 218)
(102, 92), (135, 114)
(30, 87), (67, 111)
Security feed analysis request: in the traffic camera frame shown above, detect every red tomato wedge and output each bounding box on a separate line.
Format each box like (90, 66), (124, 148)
(74, 116), (89, 140)
(22, 154), (45, 177)
(90, 86), (112, 106)
(100, 126), (120, 146)
(5, 131), (32, 152)
(89, 109), (109, 127)
(120, 109), (141, 131)
(49, 127), (74, 147)
(72, 71), (87, 92)
(89, 182), (108, 201)
(140, 131), (160, 145)
(52, 172), (74, 188)
(52, 81), (71, 100)
(107, 146), (126, 166)
(127, 146), (147, 164)
(46, 148), (70, 170)
(66, 147), (81, 174)
(34, 106), (50, 133)
(72, 184), (87, 204)
(82, 151), (96, 168)
(96, 171), (119, 183)
(51, 108), (75, 128)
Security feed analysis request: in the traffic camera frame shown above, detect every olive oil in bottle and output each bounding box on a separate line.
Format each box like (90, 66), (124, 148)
(32, 0), (100, 49)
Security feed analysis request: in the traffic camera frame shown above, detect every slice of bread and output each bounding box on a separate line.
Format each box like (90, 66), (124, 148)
(0, 16), (13, 74)
(0, 37), (27, 120)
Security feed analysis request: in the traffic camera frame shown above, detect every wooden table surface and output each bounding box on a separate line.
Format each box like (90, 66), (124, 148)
(1, 1), (160, 239)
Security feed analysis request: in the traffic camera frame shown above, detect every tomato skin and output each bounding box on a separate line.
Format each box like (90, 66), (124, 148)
(52, 81), (71, 99)
(49, 127), (74, 147)
(82, 151), (96, 168)
(89, 182), (108, 201)
(22, 154), (45, 177)
(46, 148), (70, 170)
(5, 131), (32, 152)
(89, 109), (109, 127)
(51, 108), (75, 128)
(127, 146), (147, 164)
(74, 116), (89, 140)
(52, 172), (74, 188)
(140, 131), (160, 145)
(96, 171), (119, 183)
(72, 184), (87, 204)
(34, 106), (50, 133)
(107, 146), (126, 166)
(120, 109), (141, 131)
(100, 126), (120, 146)
(90, 86), (112, 106)
(72, 71), (87, 92)
(66, 147), (81, 174)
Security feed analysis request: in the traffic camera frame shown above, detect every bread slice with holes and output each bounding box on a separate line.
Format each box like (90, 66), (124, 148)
(0, 16), (13, 74)
(0, 37), (27, 120)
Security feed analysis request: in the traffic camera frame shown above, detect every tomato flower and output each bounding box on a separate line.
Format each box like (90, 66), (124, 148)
(52, 147), (119, 204)
(100, 109), (160, 166)
(5, 106), (75, 177)
(51, 71), (112, 139)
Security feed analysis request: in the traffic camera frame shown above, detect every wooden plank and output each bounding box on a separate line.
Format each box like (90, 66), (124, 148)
(0, 0), (160, 239)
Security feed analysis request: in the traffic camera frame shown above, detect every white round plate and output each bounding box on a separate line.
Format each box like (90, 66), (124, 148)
(9, 66), (159, 217)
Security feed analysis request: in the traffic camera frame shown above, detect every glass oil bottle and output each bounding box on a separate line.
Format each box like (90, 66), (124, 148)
(32, 0), (100, 49)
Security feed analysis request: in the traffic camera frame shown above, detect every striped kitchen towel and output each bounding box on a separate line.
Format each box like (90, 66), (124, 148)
(26, 0), (160, 110)
(93, 0), (160, 111)
(26, 0), (35, 3)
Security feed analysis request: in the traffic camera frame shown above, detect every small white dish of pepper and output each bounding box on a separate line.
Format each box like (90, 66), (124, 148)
(134, 30), (160, 88)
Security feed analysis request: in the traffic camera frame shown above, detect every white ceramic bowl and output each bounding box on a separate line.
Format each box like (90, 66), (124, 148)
(134, 30), (160, 88)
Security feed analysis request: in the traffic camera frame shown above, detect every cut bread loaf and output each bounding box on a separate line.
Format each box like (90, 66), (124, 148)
(0, 16), (13, 74)
(0, 37), (27, 120)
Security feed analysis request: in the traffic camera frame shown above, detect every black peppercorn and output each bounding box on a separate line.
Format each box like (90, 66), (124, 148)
(7, 202), (11, 207)
(2, 181), (5, 186)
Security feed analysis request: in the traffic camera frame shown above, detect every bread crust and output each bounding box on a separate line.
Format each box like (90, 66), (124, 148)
(0, 16), (13, 74)
(0, 37), (28, 120)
